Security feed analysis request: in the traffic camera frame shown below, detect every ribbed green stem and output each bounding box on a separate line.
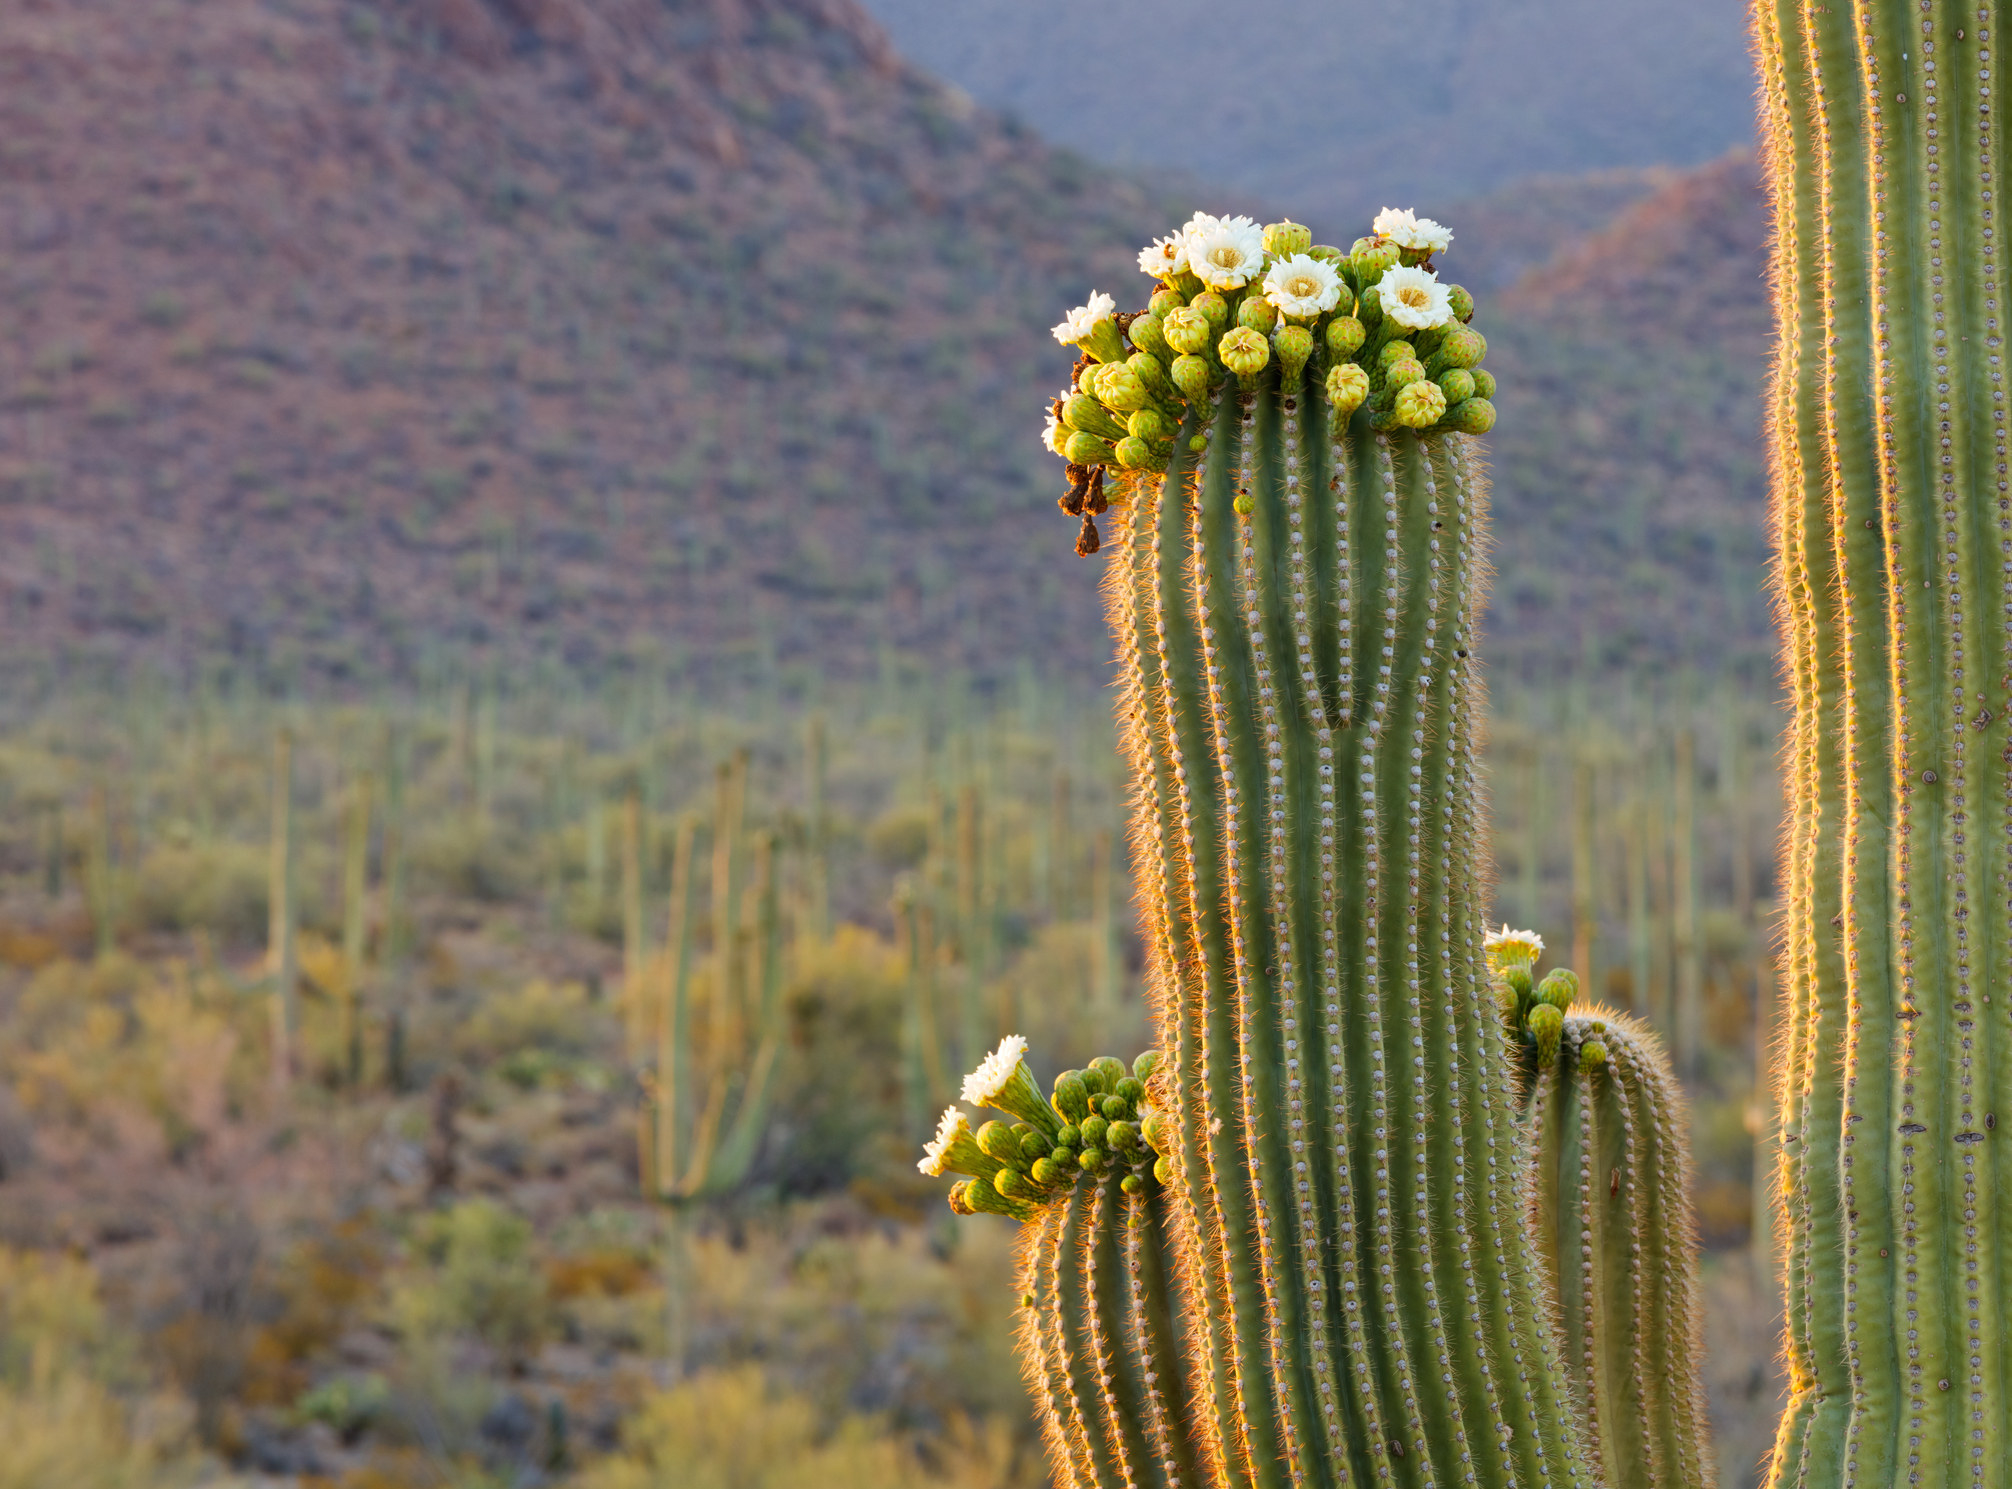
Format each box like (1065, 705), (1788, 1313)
(1759, 5), (2012, 1485)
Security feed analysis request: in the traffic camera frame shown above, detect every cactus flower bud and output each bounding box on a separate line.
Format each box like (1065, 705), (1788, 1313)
(1537, 968), (1579, 1011)
(1578, 1037), (1609, 1073)
(1128, 314), (1172, 362)
(1325, 316), (1367, 359)
(1088, 1056), (1126, 1088)
(1148, 286), (1186, 316)
(963, 1176), (1035, 1220)
(1078, 1146), (1106, 1172)
(1121, 1173), (1145, 1196)
(1528, 1002), (1564, 1069)
(1236, 296), (1278, 336)
(1055, 1122), (1082, 1149)
(1325, 362), (1370, 417)
(1470, 369), (1497, 399)
(1131, 1049), (1162, 1082)
(1356, 285), (1383, 328)
(1190, 291), (1228, 330)
(994, 1168), (1040, 1203)
(1382, 358), (1426, 395)
(1099, 1093), (1129, 1122)
(1051, 1145), (1077, 1169)
(1264, 220), (1313, 257)
(1162, 307), (1213, 357)
(1018, 1127), (1051, 1160)
(1153, 1155), (1172, 1186)
(1108, 1120), (1139, 1150)
(1079, 1065), (1107, 1096)
(1272, 324), (1313, 387)
(1053, 290), (1128, 363)
(1426, 326), (1487, 375)
(1063, 393), (1127, 440)
(1079, 1114), (1109, 1149)
(1218, 327), (1271, 387)
(1030, 1157), (1065, 1186)
(1351, 239), (1402, 284)
(1140, 1110), (1168, 1152)
(1113, 1075), (1146, 1105)
(1492, 976), (1520, 1023)
(947, 1180), (977, 1216)
(1127, 351), (1173, 396)
(1504, 965), (1534, 1000)
(1447, 284), (1475, 322)
(1094, 363), (1151, 413)
(1128, 408), (1172, 442)
(1172, 354), (1216, 407)
(1116, 436), (1167, 471)
(1444, 397), (1496, 434)
(1393, 378), (1446, 428)
(1437, 368), (1476, 405)
(1051, 1072), (1091, 1123)
(1378, 339), (1417, 372)
(976, 1119), (1020, 1165)
(1064, 431), (1116, 467)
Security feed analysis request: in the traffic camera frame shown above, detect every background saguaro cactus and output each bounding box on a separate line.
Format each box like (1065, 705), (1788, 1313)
(1755, 2), (2012, 1483)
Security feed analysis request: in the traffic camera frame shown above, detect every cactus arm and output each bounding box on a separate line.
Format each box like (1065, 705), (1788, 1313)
(711, 832), (783, 1188)
(655, 817), (698, 1198)
(1124, 1187), (1202, 1489)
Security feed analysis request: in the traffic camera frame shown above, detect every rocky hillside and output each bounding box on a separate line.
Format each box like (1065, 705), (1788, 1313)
(0, 0), (1774, 698)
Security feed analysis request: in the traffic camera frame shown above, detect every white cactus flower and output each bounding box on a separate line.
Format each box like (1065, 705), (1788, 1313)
(1372, 207), (1453, 255)
(1483, 923), (1546, 974)
(1052, 291), (1116, 346)
(1262, 254), (1343, 318)
(1138, 234), (1187, 279)
(1376, 264), (1455, 330)
(1185, 216), (1266, 291)
(962, 1034), (1031, 1107)
(919, 1107), (971, 1177)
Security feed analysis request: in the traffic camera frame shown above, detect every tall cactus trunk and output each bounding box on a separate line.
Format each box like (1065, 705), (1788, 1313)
(1757, 2), (2012, 1482)
(267, 727), (297, 1095)
(1113, 395), (1588, 1489)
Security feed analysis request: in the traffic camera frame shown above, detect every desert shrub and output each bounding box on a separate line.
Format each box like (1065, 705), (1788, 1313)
(389, 1200), (551, 1358)
(454, 980), (606, 1066)
(0, 1374), (195, 1489)
(129, 841), (267, 941)
(769, 927), (906, 1193)
(409, 817), (532, 902)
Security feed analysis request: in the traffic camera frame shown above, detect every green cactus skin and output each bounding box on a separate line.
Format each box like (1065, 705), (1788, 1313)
(1756, 5), (2012, 1484)
(1107, 357), (1589, 1487)
(1523, 1010), (1711, 1489)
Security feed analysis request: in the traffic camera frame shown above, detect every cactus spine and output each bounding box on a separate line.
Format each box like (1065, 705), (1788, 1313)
(1756, 3), (2012, 1483)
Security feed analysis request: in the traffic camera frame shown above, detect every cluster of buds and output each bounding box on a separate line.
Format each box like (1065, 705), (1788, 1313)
(1045, 205), (1499, 553)
(918, 1035), (1171, 1221)
(1483, 925), (1606, 1073)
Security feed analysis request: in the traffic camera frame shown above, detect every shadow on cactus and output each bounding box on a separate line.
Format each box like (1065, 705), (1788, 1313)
(918, 203), (1710, 1489)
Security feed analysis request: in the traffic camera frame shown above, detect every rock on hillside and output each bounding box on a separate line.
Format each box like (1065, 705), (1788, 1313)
(0, 0), (1174, 689)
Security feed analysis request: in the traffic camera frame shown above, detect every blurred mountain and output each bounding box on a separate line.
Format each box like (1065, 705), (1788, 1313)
(0, 0), (1771, 697)
(855, 0), (1757, 227)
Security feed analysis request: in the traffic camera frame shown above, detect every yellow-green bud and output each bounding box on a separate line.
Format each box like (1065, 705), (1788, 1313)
(1426, 326), (1487, 374)
(1153, 1155), (1172, 1186)
(1325, 316), (1366, 359)
(1382, 358), (1425, 394)
(1108, 1120), (1139, 1150)
(1393, 379), (1446, 428)
(1218, 326), (1270, 386)
(1149, 286), (1186, 316)
(1087, 1055), (1126, 1087)
(977, 1120), (1020, 1164)
(1113, 1075), (1145, 1105)
(1236, 296), (1277, 335)
(1528, 1002), (1564, 1069)
(1309, 244), (1345, 264)
(1030, 1156), (1066, 1186)
(1128, 314), (1172, 362)
(1120, 1173), (1145, 1196)
(1492, 976), (1519, 1024)
(1063, 394), (1127, 441)
(1077, 362), (1103, 399)
(1081, 318), (1129, 365)
(1094, 363), (1150, 413)
(1017, 1126), (1050, 1160)
(1162, 307), (1213, 357)
(1445, 397), (1496, 434)
(1471, 368), (1497, 399)
(964, 1175), (1035, 1220)
(1438, 368), (1476, 405)
(1578, 1037), (1609, 1073)
(1078, 1146), (1106, 1171)
(1079, 1114), (1109, 1148)
(1127, 351), (1172, 395)
(994, 1168), (1039, 1202)
(1272, 324), (1313, 387)
(1131, 1049), (1162, 1082)
(1233, 491), (1255, 517)
(1378, 339), (1417, 372)
(1351, 239), (1401, 283)
(1051, 1072), (1090, 1123)
(1171, 354), (1215, 406)
(1140, 1110), (1168, 1152)
(1128, 408), (1171, 441)
(1264, 220), (1313, 257)
(1447, 284), (1475, 322)
(1325, 362), (1370, 417)
(1064, 431), (1116, 467)
(1190, 291), (1228, 330)
(1100, 1093), (1130, 1121)
(1114, 435), (1161, 471)
(1051, 1145), (1077, 1168)
(1538, 968), (1578, 1011)
(1505, 965), (1534, 999)
(1356, 285), (1383, 327)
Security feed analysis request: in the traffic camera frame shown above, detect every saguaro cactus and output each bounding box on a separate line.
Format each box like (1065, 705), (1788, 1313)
(1755, 4), (2012, 1484)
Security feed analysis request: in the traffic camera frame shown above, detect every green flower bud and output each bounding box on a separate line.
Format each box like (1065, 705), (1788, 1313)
(1426, 325), (1487, 375)
(1505, 965), (1534, 999)
(1162, 307), (1213, 357)
(1108, 1120), (1139, 1150)
(1051, 1072), (1090, 1122)
(1233, 492), (1255, 517)
(976, 1119), (1021, 1165)
(1171, 353), (1216, 407)
(1030, 1157), (1065, 1186)
(1064, 431), (1116, 467)
(1128, 314), (1172, 362)
(1538, 968), (1579, 1011)
(1471, 368), (1497, 399)
(1309, 244), (1346, 264)
(1444, 397), (1496, 434)
(1447, 284), (1475, 322)
(1236, 296), (1278, 336)
(1093, 363), (1151, 413)
(1325, 316), (1367, 360)
(1325, 362), (1370, 417)
(963, 1176), (1035, 1221)
(1351, 239), (1401, 284)
(1077, 362), (1103, 399)
(1393, 378), (1446, 429)
(994, 1168), (1040, 1202)
(1264, 220), (1313, 257)
(1437, 368), (1476, 405)
(1491, 976), (1520, 1024)
(1098, 1094), (1129, 1122)
(1018, 1127), (1051, 1161)
(1218, 326), (1271, 386)
(1051, 1145), (1077, 1169)
(1356, 285), (1383, 327)
(1078, 1146), (1106, 1171)
(1116, 435), (1166, 471)
(1190, 291), (1228, 330)
(1120, 1173), (1145, 1196)
(1528, 1002), (1564, 1069)
(1083, 319), (1130, 365)
(1079, 1114), (1109, 1148)
(1131, 1050), (1162, 1083)
(1113, 1075), (1146, 1105)
(1087, 1055), (1126, 1087)
(1128, 408), (1172, 441)
(947, 1181), (977, 1216)
(1382, 358), (1425, 394)
(1127, 351), (1173, 396)
(1149, 286), (1186, 316)
(1079, 1065), (1108, 1097)
(1153, 1155), (1172, 1185)
(1272, 324), (1313, 387)
(1188, 434), (1206, 451)
(1578, 1037), (1609, 1073)
(1140, 1110), (1168, 1153)
(1056, 1121), (1082, 1148)
(1378, 339), (1417, 372)
(1063, 393), (1128, 441)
